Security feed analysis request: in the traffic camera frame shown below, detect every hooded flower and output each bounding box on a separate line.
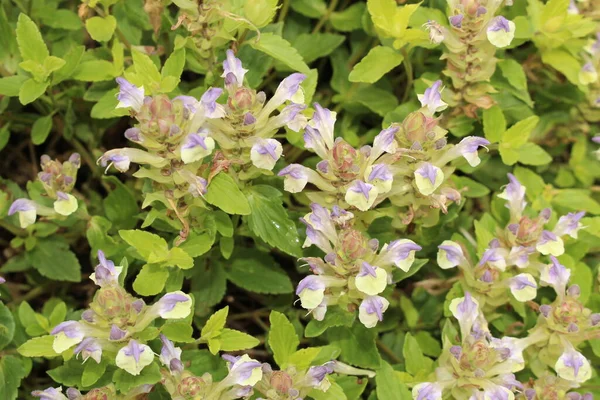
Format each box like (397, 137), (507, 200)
(51, 321), (85, 353)
(449, 292), (479, 337)
(153, 291), (193, 319)
(418, 80), (448, 114)
(358, 295), (390, 328)
(221, 49), (248, 86)
(414, 163), (444, 196)
(73, 337), (102, 364)
(486, 16), (515, 48)
(555, 347), (592, 383)
(455, 137), (490, 167)
(345, 180), (378, 211)
(412, 382), (443, 400)
(355, 262), (388, 296)
(8, 199), (38, 228)
(53, 192), (78, 216)
(376, 239), (422, 272)
(31, 387), (69, 400)
(224, 354), (263, 386)
(498, 174), (526, 218)
(437, 240), (465, 269)
(159, 334), (184, 374)
(90, 250), (123, 287)
(115, 339), (154, 375)
(180, 131), (215, 164)
(115, 78), (145, 112)
(250, 138), (283, 170)
(509, 273), (537, 302)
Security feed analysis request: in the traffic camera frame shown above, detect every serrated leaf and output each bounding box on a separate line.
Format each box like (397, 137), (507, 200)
(179, 232), (215, 257)
(201, 307), (229, 340)
(16, 14), (49, 64)
(17, 335), (59, 357)
(327, 324), (381, 368)
(119, 229), (169, 261)
(0, 76), (28, 97)
(305, 307), (356, 338)
(482, 106), (506, 143)
(349, 46), (403, 83)
(0, 303), (15, 350)
(82, 359), (107, 387)
(376, 361), (411, 400)
(19, 78), (48, 105)
(250, 33), (310, 74)
(268, 311), (299, 367)
(28, 239), (81, 282)
(246, 185), (301, 256)
(293, 33), (345, 64)
(205, 173), (251, 215)
(0, 356), (27, 400)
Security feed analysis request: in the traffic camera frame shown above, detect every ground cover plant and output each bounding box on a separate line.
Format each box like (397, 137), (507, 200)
(0, 0), (599, 399)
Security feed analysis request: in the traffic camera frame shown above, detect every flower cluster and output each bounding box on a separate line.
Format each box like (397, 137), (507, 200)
(32, 385), (152, 400)
(295, 204), (421, 327)
(99, 50), (306, 240)
(524, 261), (598, 385)
(425, 0), (516, 114)
(49, 250), (193, 376)
(580, 32), (600, 114)
(516, 373), (593, 400)
(280, 80), (490, 224)
(437, 174), (585, 310)
(8, 153), (81, 228)
(412, 293), (538, 399)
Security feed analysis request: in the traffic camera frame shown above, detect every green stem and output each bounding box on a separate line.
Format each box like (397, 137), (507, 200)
(312, 0), (339, 33)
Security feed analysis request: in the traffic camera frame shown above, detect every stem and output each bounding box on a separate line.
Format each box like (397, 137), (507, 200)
(278, 0), (290, 23)
(376, 339), (402, 363)
(312, 0), (339, 33)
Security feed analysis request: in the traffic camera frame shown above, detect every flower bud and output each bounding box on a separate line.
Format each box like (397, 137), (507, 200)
(338, 228), (367, 260)
(270, 371), (293, 394)
(178, 376), (207, 397)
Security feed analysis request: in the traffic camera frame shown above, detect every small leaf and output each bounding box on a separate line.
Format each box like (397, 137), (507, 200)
(226, 249), (293, 294)
(250, 33), (310, 74)
(482, 106), (506, 143)
(16, 14), (49, 64)
(85, 15), (117, 42)
(201, 307), (229, 340)
(31, 115), (53, 145)
(133, 264), (169, 296)
(119, 229), (169, 261)
(28, 239), (81, 282)
(376, 361), (411, 400)
(17, 335), (59, 357)
(268, 311), (299, 367)
(19, 78), (48, 105)
(349, 46), (404, 83)
(205, 173), (251, 215)
(219, 328), (260, 351)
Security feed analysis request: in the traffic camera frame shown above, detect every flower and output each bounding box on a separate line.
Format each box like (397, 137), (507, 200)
(418, 80), (448, 114)
(159, 334), (184, 374)
(414, 163), (444, 196)
(8, 198), (37, 228)
(295, 276), (346, 310)
(509, 273), (537, 302)
(486, 16), (515, 48)
(73, 337), (102, 363)
(424, 20), (444, 44)
(115, 78), (145, 112)
(278, 164), (309, 193)
(449, 292), (479, 337)
(376, 239), (422, 272)
(370, 126), (399, 160)
(90, 250), (122, 287)
(180, 131), (215, 164)
(200, 87), (225, 118)
(366, 164), (393, 194)
(540, 256), (571, 294)
(51, 321), (85, 353)
(115, 339), (154, 375)
(345, 180), (378, 211)
(498, 174), (526, 218)
(455, 137), (490, 167)
(536, 230), (564, 257)
(555, 348), (592, 383)
(53, 192), (78, 216)
(31, 387), (69, 400)
(224, 354), (263, 386)
(358, 296), (390, 328)
(310, 103), (336, 149)
(154, 291), (193, 319)
(579, 63), (598, 85)
(355, 262), (388, 296)
(250, 139), (283, 170)
(412, 382), (442, 400)
(449, 14), (464, 28)
(221, 49), (248, 86)
(553, 212), (585, 239)
(437, 240), (465, 269)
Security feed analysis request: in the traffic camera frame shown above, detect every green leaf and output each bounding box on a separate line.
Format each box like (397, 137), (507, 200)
(452, 176), (490, 198)
(290, 0), (326, 18)
(351, 86), (399, 116)
(250, 33), (310, 74)
(132, 49), (162, 87)
(119, 229), (169, 261)
(113, 363), (161, 392)
(179, 232), (215, 257)
(553, 190), (600, 214)
(161, 48), (186, 79)
(376, 361), (411, 400)
(19, 78), (48, 105)
(72, 60), (116, 82)
(201, 307), (229, 340)
(293, 33), (345, 64)
(226, 249), (293, 294)
(205, 173), (251, 215)
(132, 264), (168, 296)
(501, 115), (539, 147)
(82, 359), (107, 387)
(167, 247), (194, 269)
(161, 321), (194, 342)
(246, 185), (301, 256)
(191, 262), (227, 308)
(327, 324), (381, 368)
(541, 50), (581, 85)
(482, 106), (506, 143)
(310, 381), (348, 400)
(31, 115), (53, 145)
(85, 15), (117, 42)
(219, 328), (260, 351)
(517, 143), (552, 166)
(16, 14), (49, 64)
(0, 356), (27, 400)
(28, 239), (81, 282)
(103, 176), (138, 229)
(569, 262), (592, 305)
(0, 76), (28, 97)
(402, 333), (429, 376)
(268, 311), (299, 367)
(244, 0), (279, 28)
(0, 302), (15, 350)
(349, 46), (404, 84)
(331, 3), (367, 32)
(367, 0), (397, 36)
(18, 335), (59, 357)
(305, 307), (356, 338)
(498, 59), (528, 92)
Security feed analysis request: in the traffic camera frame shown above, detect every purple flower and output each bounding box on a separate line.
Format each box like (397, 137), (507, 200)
(31, 387), (68, 400)
(499, 173), (526, 217)
(593, 135), (600, 144)
(250, 138), (282, 170)
(296, 275), (326, 296)
(489, 16), (511, 32)
(221, 49), (248, 86)
(456, 136), (490, 167)
(449, 14), (464, 28)
(200, 87), (224, 118)
(124, 127), (142, 142)
(556, 348), (591, 382)
(159, 334), (183, 374)
(276, 73), (306, 103)
(51, 321), (84, 339)
(225, 354), (263, 386)
(487, 16), (515, 48)
(418, 80), (447, 114)
(449, 292), (480, 337)
(377, 239), (421, 272)
(437, 241), (464, 269)
(174, 95), (200, 114)
(278, 164), (309, 193)
(156, 292), (192, 319)
(479, 247), (506, 270)
(371, 126), (399, 159)
(345, 180), (377, 211)
(109, 325), (128, 341)
(116, 339), (154, 375)
(8, 198), (36, 215)
(412, 383), (442, 400)
(358, 261), (378, 277)
(180, 131), (215, 164)
(115, 77), (145, 112)
(91, 250), (121, 287)
(553, 211), (585, 239)
(511, 275), (536, 290)
(358, 296), (389, 328)
(306, 362), (334, 387)
(541, 256), (571, 294)
(310, 103), (336, 148)
(73, 337), (102, 363)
